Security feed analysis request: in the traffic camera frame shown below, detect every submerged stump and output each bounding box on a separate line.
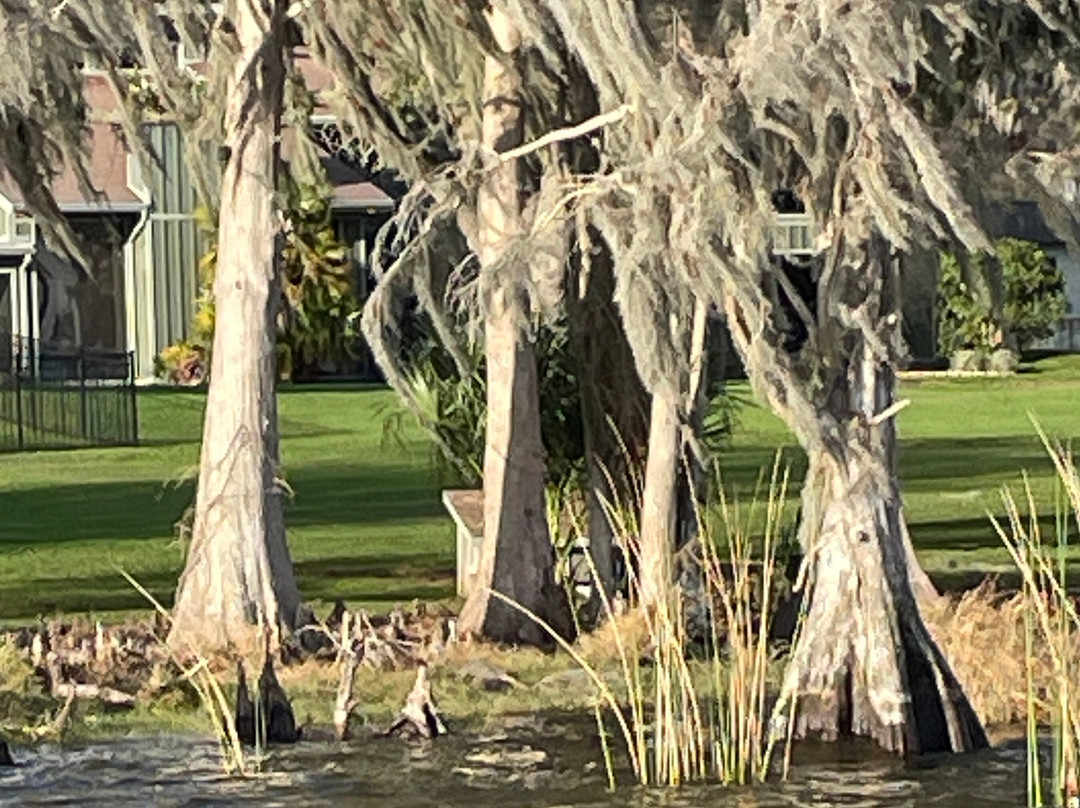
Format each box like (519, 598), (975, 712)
(385, 665), (446, 740)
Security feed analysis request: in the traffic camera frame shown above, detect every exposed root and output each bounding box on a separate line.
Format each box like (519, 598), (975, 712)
(384, 665), (447, 740)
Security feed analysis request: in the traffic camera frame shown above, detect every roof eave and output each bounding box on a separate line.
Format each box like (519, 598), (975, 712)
(330, 199), (396, 213)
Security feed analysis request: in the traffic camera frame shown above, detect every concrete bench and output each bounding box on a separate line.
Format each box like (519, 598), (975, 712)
(441, 489), (484, 597)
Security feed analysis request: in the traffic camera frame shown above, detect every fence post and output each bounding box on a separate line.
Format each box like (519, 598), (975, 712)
(128, 351), (139, 446)
(14, 345), (23, 452)
(78, 348), (88, 443)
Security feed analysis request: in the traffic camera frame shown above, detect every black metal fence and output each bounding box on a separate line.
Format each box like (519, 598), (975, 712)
(0, 334), (138, 452)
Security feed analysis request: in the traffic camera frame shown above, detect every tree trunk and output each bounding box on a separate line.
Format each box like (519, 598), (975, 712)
(784, 414), (985, 754)
(169, 0), (299, 656)
(637, 390), (681, 608)
(767, 236), (985, 755)
(569, 232), (650, 618)
(456, 8), (573, 647)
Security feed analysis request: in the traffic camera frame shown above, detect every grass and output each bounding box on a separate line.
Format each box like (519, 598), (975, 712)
(726, 353), (1080, 589)
(2, 355), (1080, 626)
(0, 383), (455, 624)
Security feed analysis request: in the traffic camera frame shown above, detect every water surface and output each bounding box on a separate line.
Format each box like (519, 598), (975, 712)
(0, 718), (1029, 807)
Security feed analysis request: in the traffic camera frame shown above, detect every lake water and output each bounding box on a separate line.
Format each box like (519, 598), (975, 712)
(0, 718), (1031, 807)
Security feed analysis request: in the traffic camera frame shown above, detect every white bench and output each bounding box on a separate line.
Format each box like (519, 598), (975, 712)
(441, 489), (484, 597)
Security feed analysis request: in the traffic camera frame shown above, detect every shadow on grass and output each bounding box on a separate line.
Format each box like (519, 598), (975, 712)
(907, 513), (1066, 551)
(0, 555), (456, 620)
(0, 463), (445, 545)
(899, 435), (1061, 488)
(725, 435), (1065, 488)
(293, 552), (455, 582)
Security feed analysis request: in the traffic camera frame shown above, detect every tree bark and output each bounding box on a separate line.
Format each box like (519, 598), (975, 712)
(456, 8), (574, 647)
(169, 0), (299, 656)
(786, 418), (985, 754)
(727, 234), (985, 755)
(637, 390), (681, 609)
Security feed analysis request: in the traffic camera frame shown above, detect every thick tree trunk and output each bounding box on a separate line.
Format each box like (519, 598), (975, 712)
(169, 0), (299, 656)
(786, 435), (985, 754)
(456, 8), (574, 647)
(769, 237), (985, 755)
(722, 231), (983, 754)
(637, 390), (681, 608)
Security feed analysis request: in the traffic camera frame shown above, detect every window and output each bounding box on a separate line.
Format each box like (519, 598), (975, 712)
(13, 216), (34, 243)
(771, 213), (815, 256)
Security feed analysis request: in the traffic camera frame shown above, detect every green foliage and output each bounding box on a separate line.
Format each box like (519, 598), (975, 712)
(158, 179), (360, 383)
(938, 239), (1066, 356)
(389, 333), (487, 487)
(937, 252), (1001, 356)
(999, 238), (1068, 350)
(278, 180), (360, 380)
(153, 341), (207, 386)
(385, 316), (587, 492)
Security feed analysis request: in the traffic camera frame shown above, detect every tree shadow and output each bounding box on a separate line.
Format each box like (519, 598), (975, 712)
(0, 553), (457, 621)
(0, 462), (446, 546)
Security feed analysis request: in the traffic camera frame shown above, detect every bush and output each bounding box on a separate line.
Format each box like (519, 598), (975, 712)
(154, 341), (207, 386)
(385, 316), (586, 490)
(999, 238), (1068, 349)
(158, 179), (360, 384)
(938, 238), (1066, 357)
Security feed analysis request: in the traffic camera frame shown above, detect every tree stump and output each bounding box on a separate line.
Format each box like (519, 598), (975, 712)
(384, 665), (446, 740)
(334, 645), (361, 741)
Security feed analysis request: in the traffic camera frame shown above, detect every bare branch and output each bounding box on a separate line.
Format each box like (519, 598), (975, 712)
(497, 103), (633, 163)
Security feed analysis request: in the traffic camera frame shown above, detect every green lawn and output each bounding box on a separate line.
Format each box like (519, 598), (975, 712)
(725, 354), (1080, 589)
(0, 384), (454, 623)
(1, 356), (1079, 624)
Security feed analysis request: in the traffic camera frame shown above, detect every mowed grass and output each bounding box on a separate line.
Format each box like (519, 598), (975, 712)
(0, 384), (455, 623)
(1, 355), (1079, 624)
(724, 354), (1080, 590)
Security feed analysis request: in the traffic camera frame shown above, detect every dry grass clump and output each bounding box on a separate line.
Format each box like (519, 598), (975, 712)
(926, 581), (1080, 732)
(922, 579), (1049, 728)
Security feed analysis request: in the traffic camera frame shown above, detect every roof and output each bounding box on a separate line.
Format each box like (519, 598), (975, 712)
(279, 127), (396, 211)
(0, 122), (144, 214)
(322, 155), (395, 211)
(0, 58), (396, 215)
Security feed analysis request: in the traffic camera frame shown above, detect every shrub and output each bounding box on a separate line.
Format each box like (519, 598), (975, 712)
(938, 238), (1066, 357)
(999, 238), (1068, 350)
(154, 341), (207, 386)
(160, 179), (361, 384)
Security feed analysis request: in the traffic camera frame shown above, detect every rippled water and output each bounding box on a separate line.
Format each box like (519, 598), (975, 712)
(0, 719), (1030, 807)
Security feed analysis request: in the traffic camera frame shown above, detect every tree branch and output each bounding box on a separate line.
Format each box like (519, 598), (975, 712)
(497, 104), (633, 163)
(868, 397), (910, 427)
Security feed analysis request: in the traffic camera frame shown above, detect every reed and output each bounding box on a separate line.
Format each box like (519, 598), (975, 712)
(495, 459), (795, 788)
(120, 571), (254, 776)
(992, 428), (1079, 808)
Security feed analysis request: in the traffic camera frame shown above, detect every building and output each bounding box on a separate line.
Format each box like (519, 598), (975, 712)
(0, 65), (399, 382)
(901, 200), (1080, 359)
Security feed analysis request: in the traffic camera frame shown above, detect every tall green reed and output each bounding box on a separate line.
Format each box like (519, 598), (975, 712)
(993, 428), (1079, 808)
(494, 459), (797, 788)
